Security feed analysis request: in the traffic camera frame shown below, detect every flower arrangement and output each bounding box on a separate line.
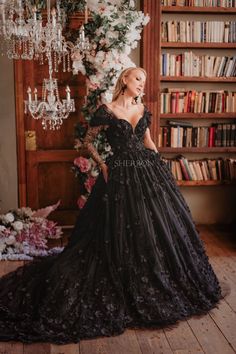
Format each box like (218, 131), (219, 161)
(73, 132), (113, 208)
(0, 201), (64, 260)
(72, 0), (149, 113)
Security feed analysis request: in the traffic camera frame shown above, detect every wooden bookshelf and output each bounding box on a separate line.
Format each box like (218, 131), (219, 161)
(161, 6), (236, 13)
(161, 43), (236, 48)
(141, 1), (236, 190)
(159, 147), (236, 153)
(141, 1), (236, 152)
(161, 76), (236, 83)
(176, 180), (236, 186)
(160, 113), (236, 119)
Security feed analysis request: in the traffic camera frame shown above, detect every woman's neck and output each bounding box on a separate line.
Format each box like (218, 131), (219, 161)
(113, 93), (134, 108)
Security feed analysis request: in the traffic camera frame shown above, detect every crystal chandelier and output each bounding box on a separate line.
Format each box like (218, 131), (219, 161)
(0, 0), (39, 60)
(1, 0), (91, 130)
(24, 47), (75, 130)
(0, 0), (91, 72)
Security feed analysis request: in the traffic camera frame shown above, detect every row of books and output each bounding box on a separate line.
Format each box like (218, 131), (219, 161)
(162, 155), (236, 181)
(161, 53), (236, 77)
(161, 0), (236, 6)
(161, 21), (236, 43)
(160, 90), (236, 113)
(159, 122), (236, 147)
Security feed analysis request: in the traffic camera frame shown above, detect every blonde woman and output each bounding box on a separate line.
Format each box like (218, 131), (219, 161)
(0, 67), (223, 344)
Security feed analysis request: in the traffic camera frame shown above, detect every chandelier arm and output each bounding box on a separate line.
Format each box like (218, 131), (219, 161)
(85, 1), (88, 24)
(47, 0), (51, 25)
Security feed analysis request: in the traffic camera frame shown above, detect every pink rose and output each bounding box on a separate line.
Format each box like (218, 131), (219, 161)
(74, 156), (91, 173)
(77, 195), (87, 209)
(84, 176), (96, 193)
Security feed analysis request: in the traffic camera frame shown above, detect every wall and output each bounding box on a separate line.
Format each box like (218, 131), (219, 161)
(0, 56), (18, 213)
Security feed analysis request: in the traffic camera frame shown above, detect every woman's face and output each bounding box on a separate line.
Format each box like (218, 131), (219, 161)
(123, 69), (146, 98)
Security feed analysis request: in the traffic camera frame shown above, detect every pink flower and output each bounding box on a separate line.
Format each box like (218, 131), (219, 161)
(77, 195), (87, 209)
(74, 156), (91, 173)
(87, 81), (99, 90)
(84, 176), (96, 193)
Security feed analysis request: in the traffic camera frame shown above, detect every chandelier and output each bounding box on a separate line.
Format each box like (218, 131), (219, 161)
(0, 0), (90, 71)
(24, 49), (75, 130)
(0, 0), (91, 130)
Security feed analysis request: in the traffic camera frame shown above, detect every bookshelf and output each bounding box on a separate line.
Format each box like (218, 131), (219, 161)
(141, 1), (236, 187)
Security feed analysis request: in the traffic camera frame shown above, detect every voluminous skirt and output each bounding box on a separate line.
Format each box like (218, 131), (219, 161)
(0, 149), (222, 344)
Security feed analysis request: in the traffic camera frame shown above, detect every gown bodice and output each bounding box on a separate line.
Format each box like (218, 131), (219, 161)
(90, 104), (154, 155)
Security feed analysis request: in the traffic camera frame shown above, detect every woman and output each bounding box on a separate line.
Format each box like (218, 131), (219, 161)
(0, 67), (223, 344)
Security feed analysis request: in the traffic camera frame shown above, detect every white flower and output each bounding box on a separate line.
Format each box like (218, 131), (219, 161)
(5, 235), (16, 246)
(72, 60), (86, 75)
(143, 14), (150, 26)
(105, 30), (119, 42)
(14, 242), (23, 251)
(0, 242), (6, 252)
(98, 5), (117, 19)
(105, 0), (122, 6)
(125, 29), (141, 44)
(94, 50), (106, 65)
(95, 27), (105, 36)
(12, 221), (24, 232)
(87, 0), (101, 12)
(90, 168), (99, 178)
(101, 91), (113, 103)
(4, 212), (14, 223)
(118, 54), (135, 68)
(112, 17), (127, 27)
(122, 45), (131, 55)
(0, 225), (6, 232)
(7, 246), (14, 254)
(104, 143), (111, 152)
(15, 206), (33, 218)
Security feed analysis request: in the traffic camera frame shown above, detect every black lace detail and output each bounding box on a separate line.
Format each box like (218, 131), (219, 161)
(0, 105), (223, 344)
(90, 105), (113, 127)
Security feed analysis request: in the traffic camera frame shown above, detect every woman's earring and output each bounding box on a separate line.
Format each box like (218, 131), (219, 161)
(121, 84), (127, 95)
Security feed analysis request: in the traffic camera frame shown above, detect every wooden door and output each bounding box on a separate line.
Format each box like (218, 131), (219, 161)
(14, 16), (86, 226)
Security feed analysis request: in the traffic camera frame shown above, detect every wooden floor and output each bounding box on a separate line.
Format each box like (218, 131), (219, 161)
(0, 224), (235, 354)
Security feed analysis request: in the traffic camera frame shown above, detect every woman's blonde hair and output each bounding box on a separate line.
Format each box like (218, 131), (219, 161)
(112, 67), (147, 102)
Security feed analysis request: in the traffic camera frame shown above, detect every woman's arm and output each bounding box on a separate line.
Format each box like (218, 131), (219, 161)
(83, 125), (109, 182)
(143, 127), (159, 153)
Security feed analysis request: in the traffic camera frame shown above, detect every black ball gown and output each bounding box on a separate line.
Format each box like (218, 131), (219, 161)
(0, 104), (223, 344)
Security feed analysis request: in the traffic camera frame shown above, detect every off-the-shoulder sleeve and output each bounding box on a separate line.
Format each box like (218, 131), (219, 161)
(90, 105), (111, 127)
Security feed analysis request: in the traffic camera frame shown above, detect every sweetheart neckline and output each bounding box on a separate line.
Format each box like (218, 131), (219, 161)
(101, 104), (147, 133)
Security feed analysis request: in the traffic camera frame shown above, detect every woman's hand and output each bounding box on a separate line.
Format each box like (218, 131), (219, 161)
(100, 163), (109, 183)
(143, 128), (158, 152)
